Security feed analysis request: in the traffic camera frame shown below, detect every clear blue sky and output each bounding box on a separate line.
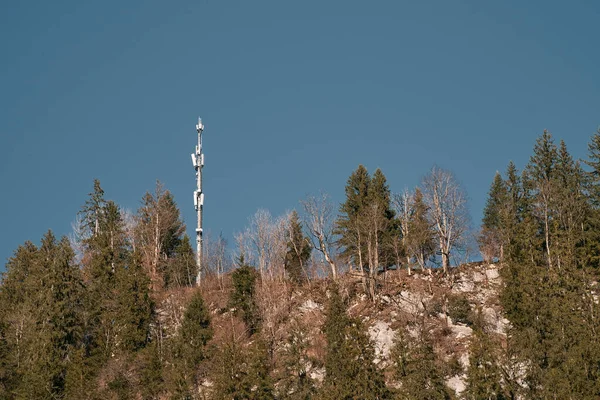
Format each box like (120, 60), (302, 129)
(1, 0), (599, 266)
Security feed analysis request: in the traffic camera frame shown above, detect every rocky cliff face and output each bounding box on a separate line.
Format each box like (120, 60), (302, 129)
(157, 263), (506, 397)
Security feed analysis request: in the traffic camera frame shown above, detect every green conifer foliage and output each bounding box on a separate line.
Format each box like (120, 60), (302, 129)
(480, 172), (508, 262)
(211, 335), (275, 400)
(115, 253), (154, 352)
(81, 194), (132, 362)
(500, 132), (600, 398)
(0, 319), (14, 397)
(337, 166), (397, 298)
(1, 232), (85, 399)
(320, 285), (390, 399)
(336, 164), (371, 269)
(408, 188), (436, 271)
(367, 168), (398, 269)
(284, 211), (312, 285)
(169, 290), (213, 395)
(79, 178), (105, 237)
(391, 329), (450, 400)
(229, 257), (261, 335)
(179, 290), (213, 368)
(584, 128), (600, 207)
(583, 129), (600, 268)
(278, 321), (316, 399)
(166, 234), (197, 288)
(464, 312), (506, 400)
(138, 342), (165, 400)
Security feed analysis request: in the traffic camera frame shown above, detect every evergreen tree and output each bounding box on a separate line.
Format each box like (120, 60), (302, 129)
(407, 188), (436, 271)
(278, 321), (316, 400)
(524, 130), (559, 268)
(584, 128), (600, 208)
(582, 129), (600, 268)
(245, 339), (276, 400)
(138, 342), (165, 400)
(169, 290), (213, 395)
(115, 252), (153, 352)
(320, 285), (390, 399)
(2, 232), (85, 399)
(366, 168), (398, 277)
(480, 172), (508, 262)
(80, 194), (131, 362)
(79, 178), (105, 237)
(212, 336), (275, 400)
(501, 133), (600, 398)
(229, 256), (261, 335)
(0, 320), (13, 397)
(337, 166), (397, 298)
(179, 290), (213, 368)
(464, 313), (506, 400)
(166, 234), (197, 288)
(284, 211), (312, 284)
(336, 164), (371, 270)
(391, 329), (450, 400)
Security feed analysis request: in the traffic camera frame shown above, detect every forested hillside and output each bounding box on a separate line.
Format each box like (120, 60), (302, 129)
(2, 129), (600, 399)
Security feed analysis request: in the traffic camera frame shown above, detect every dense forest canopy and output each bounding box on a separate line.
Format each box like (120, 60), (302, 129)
(1, 129), (600, 398)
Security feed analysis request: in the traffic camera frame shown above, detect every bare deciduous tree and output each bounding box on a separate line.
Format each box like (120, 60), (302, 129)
(238, 209), (288, 283)
(421, 166), (469, 273)
(301, 193), (338, 280)
(206, 232), (228, 290)
(69, 214), (89, 265)
(393, 189), (413, 275)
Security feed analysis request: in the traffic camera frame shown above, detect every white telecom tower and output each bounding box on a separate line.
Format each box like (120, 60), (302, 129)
(192, 117), (205, 285)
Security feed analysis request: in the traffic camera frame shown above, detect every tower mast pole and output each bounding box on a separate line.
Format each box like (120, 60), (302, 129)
(193, 117), (205, 285)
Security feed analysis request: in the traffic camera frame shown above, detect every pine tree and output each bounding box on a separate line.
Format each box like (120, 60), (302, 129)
(229, 256), (261, 335)
(524, 130), (559, 268)
(480, 172), (508, 262)
(115, 252), (153, 352)
(391, 329), (450, 400)
(284, 210), (312, 285)
(211, 334), (275, 400)
(138, 342), (165, 400)
(166, 234), (197, 288)
(79, 178), (105, 237)
(2, 232), (85, 399)
(277, 321), (316, 399)
(169, 290), (213, 395)
(407, 188), (436, 271)
(0, 319), (14, 397)
(365, 168), (397, 294)
(500, 133), (600, 398)
(464, 313), (506, 400)
(320, 285), (390, 399)
(245, 339), (276, 400)
(80, 194), (131, 362)
(583, 129), (600, 268)
(179, 290), (213, 368)
(336, 164), (371, 271)
(0, 241), (40, 396)
(337, 166), (397, 298)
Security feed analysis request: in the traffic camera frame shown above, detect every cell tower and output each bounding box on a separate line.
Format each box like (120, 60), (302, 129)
(192, 117), (205, 285)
